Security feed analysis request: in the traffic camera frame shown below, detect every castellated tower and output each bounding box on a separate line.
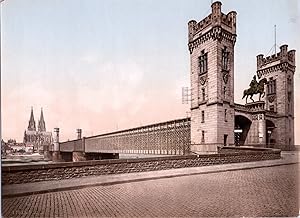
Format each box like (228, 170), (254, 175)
(257, 45), (296, 150)
(188, 1), (237, 153)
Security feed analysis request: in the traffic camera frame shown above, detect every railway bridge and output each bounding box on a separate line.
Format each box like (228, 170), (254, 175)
(45, 101), (281, 162)
(47, 118), (191, 162)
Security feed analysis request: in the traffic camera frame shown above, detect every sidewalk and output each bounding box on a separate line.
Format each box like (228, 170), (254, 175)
(2, 151), (298, 198)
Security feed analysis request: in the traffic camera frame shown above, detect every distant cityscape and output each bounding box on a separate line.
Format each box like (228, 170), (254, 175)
(1, 107), (53, 158)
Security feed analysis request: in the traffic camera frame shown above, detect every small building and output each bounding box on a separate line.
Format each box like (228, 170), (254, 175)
(2, 139), (26, 153)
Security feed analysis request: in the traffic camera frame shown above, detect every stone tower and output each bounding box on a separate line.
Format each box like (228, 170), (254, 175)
(188, 1), (237, 153)
(257, 45), (296, 150)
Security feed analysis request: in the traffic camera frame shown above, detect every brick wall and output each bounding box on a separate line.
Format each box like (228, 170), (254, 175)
(2, 149), (280, 185)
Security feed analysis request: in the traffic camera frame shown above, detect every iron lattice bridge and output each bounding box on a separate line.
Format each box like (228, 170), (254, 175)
(60, 118), (191, 155)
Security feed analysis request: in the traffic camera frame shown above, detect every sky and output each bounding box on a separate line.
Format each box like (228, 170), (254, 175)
(1, 0), (300, 143)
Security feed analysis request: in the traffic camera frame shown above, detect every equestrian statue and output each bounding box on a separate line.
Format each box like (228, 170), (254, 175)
(242, 75), (267, 103)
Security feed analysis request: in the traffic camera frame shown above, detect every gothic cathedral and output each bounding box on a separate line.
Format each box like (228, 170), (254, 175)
(23, 107), (53, 153)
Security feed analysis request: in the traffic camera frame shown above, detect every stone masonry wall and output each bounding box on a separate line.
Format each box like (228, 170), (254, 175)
(2, 149), (280, 185)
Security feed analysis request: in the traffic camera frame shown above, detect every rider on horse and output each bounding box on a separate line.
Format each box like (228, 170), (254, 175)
(243, 75), (267, 103)
(249, 75), (258, 93)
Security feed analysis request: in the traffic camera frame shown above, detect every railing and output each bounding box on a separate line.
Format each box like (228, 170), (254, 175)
(84, 118), (191, 155)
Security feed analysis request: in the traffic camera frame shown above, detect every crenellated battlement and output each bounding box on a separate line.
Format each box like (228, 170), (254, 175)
(188, 1), (236, 42)
(188, 15), (212, 41)
(256, 44), (296, 70)
(221, 12), (236, 27)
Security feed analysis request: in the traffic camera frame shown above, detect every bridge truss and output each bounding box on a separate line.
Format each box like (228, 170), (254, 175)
(84, 118), (191, 155)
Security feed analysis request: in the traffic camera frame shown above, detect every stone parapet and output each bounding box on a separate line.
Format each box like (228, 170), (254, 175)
(218, 146), (280, 152)
(188, 1), (236, 42)
(256, 44), (296, 72)
(2, 149), (280, 185)
(245, 101), (265, 112)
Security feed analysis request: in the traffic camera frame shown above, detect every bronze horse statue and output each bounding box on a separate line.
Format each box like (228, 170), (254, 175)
(242, 78), (267, 103)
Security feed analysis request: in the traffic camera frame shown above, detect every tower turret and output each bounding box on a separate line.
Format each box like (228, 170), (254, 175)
(38, 108), (46, 132)
(27, 107), (36, 131)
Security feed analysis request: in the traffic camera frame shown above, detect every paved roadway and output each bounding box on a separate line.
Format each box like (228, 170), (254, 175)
(2, 163), (299, 217)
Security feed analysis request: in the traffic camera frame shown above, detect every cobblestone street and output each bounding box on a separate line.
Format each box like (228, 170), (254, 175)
(3, 164), (299, 217)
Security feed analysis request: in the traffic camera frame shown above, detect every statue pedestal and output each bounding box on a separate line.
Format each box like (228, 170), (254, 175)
(245, 101), (265, 112)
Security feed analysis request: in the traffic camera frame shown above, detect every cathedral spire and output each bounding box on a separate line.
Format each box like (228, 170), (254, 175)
(28, 107), (36, 131)
(38, 107), (46, 132)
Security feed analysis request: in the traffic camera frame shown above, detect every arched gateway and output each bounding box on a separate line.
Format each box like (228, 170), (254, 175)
(234, 115), (251, 146)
